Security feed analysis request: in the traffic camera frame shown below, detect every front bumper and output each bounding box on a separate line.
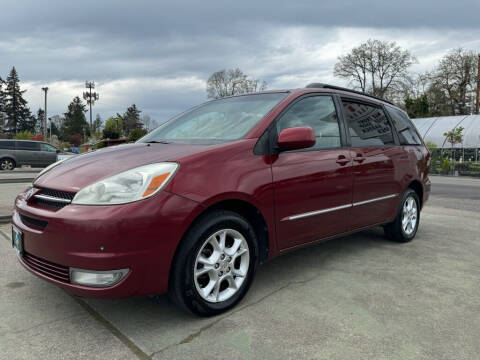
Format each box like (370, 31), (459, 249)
(13, 190), (201, 298)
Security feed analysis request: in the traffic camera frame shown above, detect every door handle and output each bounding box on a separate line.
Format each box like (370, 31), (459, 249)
(336, 155), (349, 165)
(353, 154), (365, 163)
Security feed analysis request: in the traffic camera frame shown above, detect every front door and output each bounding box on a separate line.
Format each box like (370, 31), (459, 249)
(271, 95), (353, 251)
(340, 100), (401, 228)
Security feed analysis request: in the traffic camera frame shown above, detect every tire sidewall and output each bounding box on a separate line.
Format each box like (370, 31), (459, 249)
(173, 211), (258, 315)
(399, 190), (420, 240)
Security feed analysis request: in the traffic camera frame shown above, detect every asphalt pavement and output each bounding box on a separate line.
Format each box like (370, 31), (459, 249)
(0, 174), (479, 359)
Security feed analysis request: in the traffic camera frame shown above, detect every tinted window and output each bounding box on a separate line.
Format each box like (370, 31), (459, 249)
(16, 141), (40, 151)
(40, 143), (57, 152)
(0, 141), (15, 150)
(342, 101), (394, 147)
(276, 96), (341, 149)
(386, 106), (422, 145)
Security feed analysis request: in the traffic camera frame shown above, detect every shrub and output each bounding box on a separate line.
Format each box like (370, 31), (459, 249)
(14, 131), (32, 140)
(441, 158), (451, 172)
(128, 129), (148, 142)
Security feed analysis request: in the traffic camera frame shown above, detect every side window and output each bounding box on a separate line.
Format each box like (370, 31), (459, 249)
(40, 143), (57, 152)
(341, 101), (394, 147)
(276, 96), (341, 150)
(0, 141), (15, 150)
(386, 106), (422, 145)
(16, 141), (40, 151)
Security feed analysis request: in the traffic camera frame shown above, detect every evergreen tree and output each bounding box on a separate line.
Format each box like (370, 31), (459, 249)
(61, 96), (88, 141)
(36, 108), (45, 134)
(16, 108), (37, 133)
(123, 104), (142, 135)
(4, 67), (31, 134)
(0, 78), (6, 131)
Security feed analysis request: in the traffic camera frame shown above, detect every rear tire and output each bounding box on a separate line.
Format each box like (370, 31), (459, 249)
(169, 210), (258, 316)
(0, 158), (15, 171)
(384, 189), (420, 243)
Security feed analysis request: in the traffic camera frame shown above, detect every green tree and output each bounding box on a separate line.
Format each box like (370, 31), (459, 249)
(404, 94), (430, 118)
(123, 104), (142, 135)
(61, 96), (88, 140)
(443, 126), (464, 171)
(128, 128), (147, 142)
(443, 126), (464, 149)
(425, 141), (437, 150)
(102, 115), (123, 139)
(36, 108), (45, 134)
(0, 76), (6, 130)
(13, 130), (33, 140)
(4, 67), (31, 134)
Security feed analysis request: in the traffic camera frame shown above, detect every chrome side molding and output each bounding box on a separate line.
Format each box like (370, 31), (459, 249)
(283, 193), (398, 221)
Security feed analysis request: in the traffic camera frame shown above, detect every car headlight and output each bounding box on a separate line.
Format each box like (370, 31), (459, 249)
(71, 162), (178, 205)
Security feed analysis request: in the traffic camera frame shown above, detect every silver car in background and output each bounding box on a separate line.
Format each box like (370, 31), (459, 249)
(0, 140), (73, 170)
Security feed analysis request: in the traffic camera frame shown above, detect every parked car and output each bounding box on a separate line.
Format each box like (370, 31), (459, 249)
(0, 140), (73, 170)
(12, 84), (431, 316)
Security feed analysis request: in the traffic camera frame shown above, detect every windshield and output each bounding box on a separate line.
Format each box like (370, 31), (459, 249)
(139, 93), (287, 144)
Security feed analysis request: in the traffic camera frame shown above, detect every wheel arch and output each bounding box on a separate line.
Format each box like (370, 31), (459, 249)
(407, 179), (424, 208)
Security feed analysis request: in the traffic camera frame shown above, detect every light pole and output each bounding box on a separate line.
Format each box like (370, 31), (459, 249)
(83, 81), (99, 131)
(41, 87), (48, 139)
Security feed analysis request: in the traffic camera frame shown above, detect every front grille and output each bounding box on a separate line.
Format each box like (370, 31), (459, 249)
(31, 188), (76, 210)
(20, 214), (48, 230)
(22, 252), (70, 283)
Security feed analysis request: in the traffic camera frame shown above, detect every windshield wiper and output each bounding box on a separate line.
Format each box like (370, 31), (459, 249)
(145, 140), (171, 144)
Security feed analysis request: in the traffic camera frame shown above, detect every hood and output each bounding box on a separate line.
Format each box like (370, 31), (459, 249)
(34, 142), (210, 192)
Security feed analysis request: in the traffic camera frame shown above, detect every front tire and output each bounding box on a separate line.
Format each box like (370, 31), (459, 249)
(169, 210), (258, 316)
(384, 189), (420, 242)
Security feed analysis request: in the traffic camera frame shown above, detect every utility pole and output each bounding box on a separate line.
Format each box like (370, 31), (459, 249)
(476, 54), (480, 115)
(83, 81), (99, 131)
(41, 87), (48, 139)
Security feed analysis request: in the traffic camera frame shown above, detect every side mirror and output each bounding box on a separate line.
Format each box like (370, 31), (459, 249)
(56, 149), (61, 153)
(277, 126), (316, 151)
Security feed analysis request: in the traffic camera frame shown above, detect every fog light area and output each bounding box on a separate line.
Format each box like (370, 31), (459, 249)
(70, 268), (129, 287)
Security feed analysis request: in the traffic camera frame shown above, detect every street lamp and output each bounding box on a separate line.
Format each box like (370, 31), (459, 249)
(41, 87), (48, 139)
(83, 81), (99, 131)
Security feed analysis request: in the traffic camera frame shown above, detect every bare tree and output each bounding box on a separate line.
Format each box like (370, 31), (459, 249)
(431, 48), (477, 115)
(206, 68), (267, 99)
(334, 39), (416, 99)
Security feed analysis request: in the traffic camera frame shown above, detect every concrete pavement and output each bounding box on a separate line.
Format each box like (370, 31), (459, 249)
(1, 202), (479, 359)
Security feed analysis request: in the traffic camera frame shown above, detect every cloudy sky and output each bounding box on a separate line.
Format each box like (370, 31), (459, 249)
(1, 0), (480, 124)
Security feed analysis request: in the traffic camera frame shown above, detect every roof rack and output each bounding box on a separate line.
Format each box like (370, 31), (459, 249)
(305, 83), (396, 106)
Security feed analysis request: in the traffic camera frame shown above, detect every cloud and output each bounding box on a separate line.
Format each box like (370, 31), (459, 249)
(1, 1), (479, 123)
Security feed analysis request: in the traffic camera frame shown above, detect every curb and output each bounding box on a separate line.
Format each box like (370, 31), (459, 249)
(0, 215), (11, 224)
(0, 178), (34, 184)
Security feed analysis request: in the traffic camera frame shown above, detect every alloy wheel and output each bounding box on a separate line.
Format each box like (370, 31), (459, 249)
(194, 229), (250, 303)
(402, 196), (418, 236)
(1, 159), (14, 170)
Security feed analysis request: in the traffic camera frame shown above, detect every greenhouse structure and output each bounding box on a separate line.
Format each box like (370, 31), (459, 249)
(411, 115), (480, 163)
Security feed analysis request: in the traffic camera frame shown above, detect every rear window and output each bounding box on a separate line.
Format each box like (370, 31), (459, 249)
(0, 141), (15, 150)
(385, 106), (422, 145)
(16, 141), (40, 151)
(341, 100), (394, 147)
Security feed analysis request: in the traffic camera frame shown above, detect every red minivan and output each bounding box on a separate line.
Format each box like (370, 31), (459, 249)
(12, 84), (430, 316)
